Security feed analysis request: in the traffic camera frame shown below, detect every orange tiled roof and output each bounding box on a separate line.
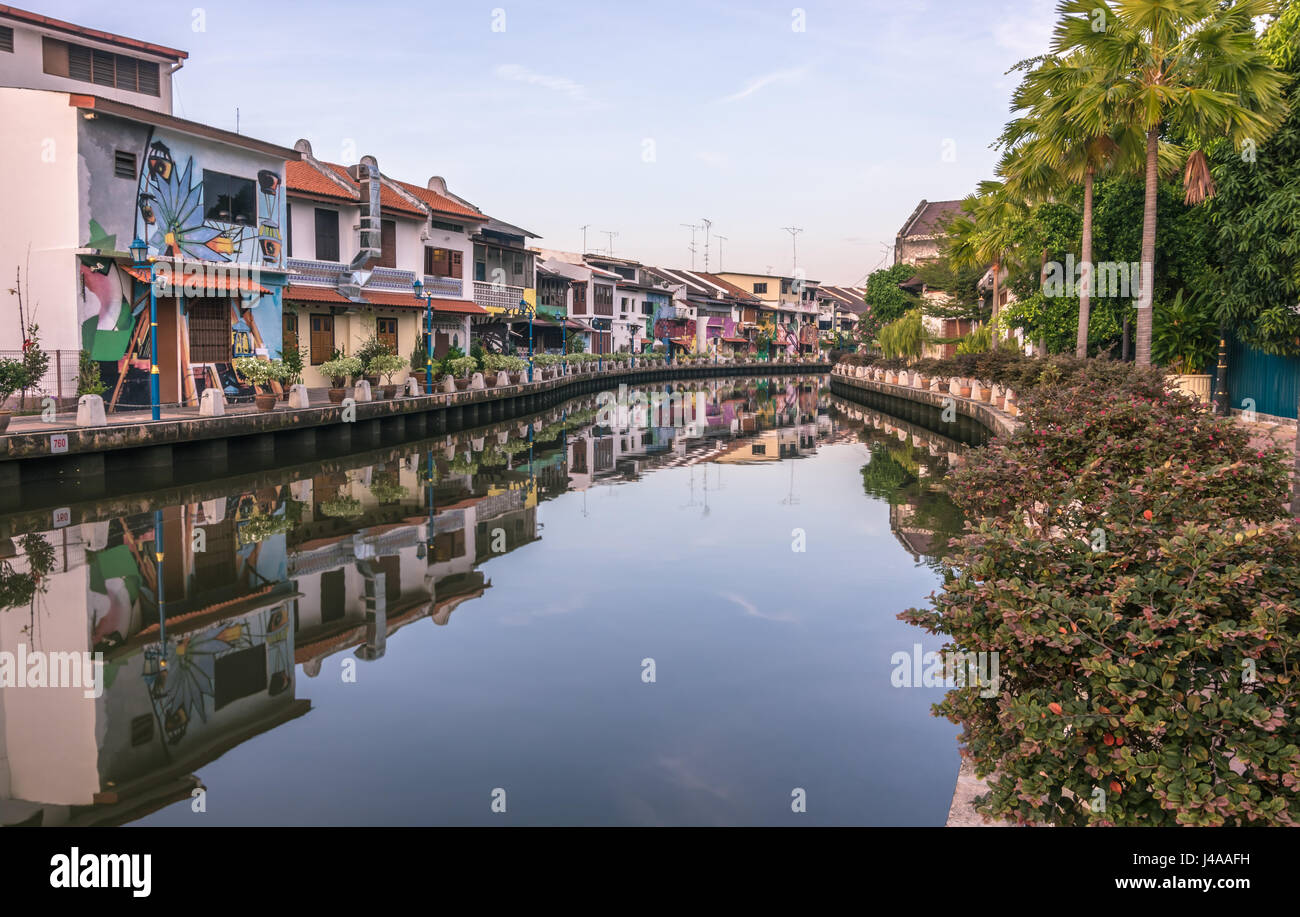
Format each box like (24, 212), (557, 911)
(284, 283), (351, 303)
(322, 163), (426, 218)
(285, 159), (353, 202)
(391, 179), (487, 222)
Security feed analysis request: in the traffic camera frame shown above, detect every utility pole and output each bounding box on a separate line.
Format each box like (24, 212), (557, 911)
(579, 224), (591, 253)
(602, 230), (619, 256)
(701, 218), (712, 271)
(782, 226), (803, 274)
(680, 223), (702, 269)
(713, 234), (727, 272)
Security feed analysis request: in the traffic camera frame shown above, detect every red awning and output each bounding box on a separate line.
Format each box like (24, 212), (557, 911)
(284, 283), (351, 304)
(123, 265), (271, 295)
(722, 336), (748, 344)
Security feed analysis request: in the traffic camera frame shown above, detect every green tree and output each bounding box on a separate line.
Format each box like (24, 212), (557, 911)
(942, 180), (1030, 339)
(1055, 0), (1289, 366)
(862, 262), (920, 341)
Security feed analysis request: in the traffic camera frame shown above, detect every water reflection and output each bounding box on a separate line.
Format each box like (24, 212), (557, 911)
(0, 376), (973, 826)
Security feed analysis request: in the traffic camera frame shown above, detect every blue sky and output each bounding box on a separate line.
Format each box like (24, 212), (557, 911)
(56, 0), (1057, 283)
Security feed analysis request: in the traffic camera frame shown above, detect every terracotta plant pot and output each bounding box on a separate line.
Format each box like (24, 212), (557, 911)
(0, 411), (10, 433)
(958, 383), (972, 398)
(255, 392), (277, 412)
(455, 378), (471, 391)
(382, 384), (397, 399)
(917, 375), (930, 389)
(936, 380), (949, 393)
(978, 386), (992, 403)
(328, 388), (346, 404)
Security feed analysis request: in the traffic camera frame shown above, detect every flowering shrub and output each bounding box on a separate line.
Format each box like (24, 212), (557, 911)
(901, 363), (1300, 825)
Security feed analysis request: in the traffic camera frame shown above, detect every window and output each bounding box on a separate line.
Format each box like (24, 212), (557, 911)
(572, 282), (586, 315)
(1, 26), (14, 53)
(310, 314), (334, 365)
(130, 714), (154, 747)
(188, 299), (231, 363)
(424, 247), (463, 278)
(213, 645), (267, 710)
(314, 209), (339, 262)
(114, 150), (136, 179)
(283, 311), (299, 355)
(43, 39), (160, 95)
(430, 220), (464, 233)
(203, 170), (256, 225)
(376, 317), (398, 353)
(752, 444), (766, 455)
(753, 282), (768, 294)
(593, 284), (613, 316)
(378, 219), (397, 269)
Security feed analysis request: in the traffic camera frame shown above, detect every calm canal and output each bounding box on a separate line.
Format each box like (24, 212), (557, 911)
(0, 375), (986, 826)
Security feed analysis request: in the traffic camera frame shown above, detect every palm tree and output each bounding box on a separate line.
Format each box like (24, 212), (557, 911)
(1053, 0), (1288, 366)
(1000, 53), (1144, 358)
(942, 180), (1029, 340)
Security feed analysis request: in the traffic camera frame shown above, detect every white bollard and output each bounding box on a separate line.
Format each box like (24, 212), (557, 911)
(441, 375), (457, 393)
(469, 373), (485, 391)
(288, 384), (310, 409)
(405, 377), (421, 396)
(76, 394), (107, 426)
(353, 380), (373, 402)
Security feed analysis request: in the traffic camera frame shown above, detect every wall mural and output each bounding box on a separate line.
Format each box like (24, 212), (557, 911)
(80, 129), (283, 410)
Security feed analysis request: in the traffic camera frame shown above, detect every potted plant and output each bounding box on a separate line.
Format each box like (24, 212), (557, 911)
(449, 355), (478, 390)
(1152, 288), (1217, 404)
(355, 332), (392, 386)
(410, 342), (430, 386)
(278, 344), (306, 400)
(320, 356), (363, 403)
(368, 352), (407, 399)
(234, 356), (289, 411)
(0, 358), (30, 433)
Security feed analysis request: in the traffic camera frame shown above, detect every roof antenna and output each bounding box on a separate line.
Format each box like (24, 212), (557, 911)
(235, 107), (240, 134)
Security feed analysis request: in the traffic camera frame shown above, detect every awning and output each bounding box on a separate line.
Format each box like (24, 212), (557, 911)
(284, 283), (351, 304)
(670, 337), (694, 348)
(123, 265), (271, 295)
(722, 336), (748, 344)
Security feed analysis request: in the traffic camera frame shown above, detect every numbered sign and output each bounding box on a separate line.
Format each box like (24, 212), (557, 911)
(50, 433), (69, 454)
(52, 507), (71, 528)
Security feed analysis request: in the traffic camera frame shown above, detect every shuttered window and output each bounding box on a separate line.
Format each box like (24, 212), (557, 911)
(378, 220), (397, 269)
(47, 40), (161, 95)
(0, 26), (14, 53)
(314, 208), (339, 262)
(424, 248), (464, 278)
(283, 311), (299, 354)
(188, 299), (231, 363)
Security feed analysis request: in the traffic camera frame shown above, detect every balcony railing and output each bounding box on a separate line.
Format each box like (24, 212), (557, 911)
(422, 275), (463, 297)
(473, 280), (525, 313)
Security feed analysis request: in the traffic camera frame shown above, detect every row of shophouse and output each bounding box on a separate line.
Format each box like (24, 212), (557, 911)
(0, 5), (863, 409)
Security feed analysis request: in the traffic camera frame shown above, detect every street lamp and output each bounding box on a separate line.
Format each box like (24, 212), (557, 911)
(413, 278), (434, 395)
(130, 237), (160, 421)
(519, 297), (534, 382)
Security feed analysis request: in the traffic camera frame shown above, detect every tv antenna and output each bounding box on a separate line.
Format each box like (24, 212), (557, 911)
(713, 234), (728, 272)
(700, 218), (712, 271)
(681, 223), (702, 269)
(782, 227), (803, 273)
(602, 230), (619, 256)
(579, 224), (591, 253)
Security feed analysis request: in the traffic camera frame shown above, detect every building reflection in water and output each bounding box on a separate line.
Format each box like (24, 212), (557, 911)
(0, 375), (961, 825)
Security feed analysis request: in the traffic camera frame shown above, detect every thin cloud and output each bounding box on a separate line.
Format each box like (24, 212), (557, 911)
(495, 63), (598, 105)
(719, 68), (805, 103)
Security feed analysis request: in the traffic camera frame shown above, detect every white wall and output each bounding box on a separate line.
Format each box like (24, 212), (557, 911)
(0, 23), (176, 115)
(0, 89), (80, 353)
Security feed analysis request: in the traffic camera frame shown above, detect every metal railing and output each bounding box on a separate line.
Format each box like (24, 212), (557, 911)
(0, 349), (80, 405)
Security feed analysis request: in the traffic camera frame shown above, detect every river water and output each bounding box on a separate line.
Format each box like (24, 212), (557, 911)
(0, 375), (982, 826)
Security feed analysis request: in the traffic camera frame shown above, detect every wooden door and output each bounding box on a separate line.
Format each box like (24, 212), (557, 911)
(310, 314), (334, 365)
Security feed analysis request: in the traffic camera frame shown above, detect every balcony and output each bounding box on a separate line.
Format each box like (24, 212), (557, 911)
(287, 257), (347, 286)
(473, 280), (526, 313)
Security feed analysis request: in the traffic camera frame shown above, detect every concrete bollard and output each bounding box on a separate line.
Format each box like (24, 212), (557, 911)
(496, 372), (513, 388)
(470, 373), (485, 391)
(353, 380), (373, 402)
(405, 377), (421, 397)
(291, 479), (311, 503)
(287, 384), (310, 409)
(198, 387), (226, 416)
(76, 394), (107, 427)
(441, 375), (457, 393)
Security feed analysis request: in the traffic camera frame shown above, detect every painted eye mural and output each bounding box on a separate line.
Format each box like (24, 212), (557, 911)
(256, 169), (282, 265)
(146, 140), (173, 181)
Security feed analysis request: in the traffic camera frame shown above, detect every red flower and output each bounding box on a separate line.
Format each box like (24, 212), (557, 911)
(1142, 509), (1153, 521)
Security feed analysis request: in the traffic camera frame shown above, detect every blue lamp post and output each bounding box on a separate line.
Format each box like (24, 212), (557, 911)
(520, 297), (534, 382)
(413, 278), (434, 395)
(130, 238), (160, 421)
